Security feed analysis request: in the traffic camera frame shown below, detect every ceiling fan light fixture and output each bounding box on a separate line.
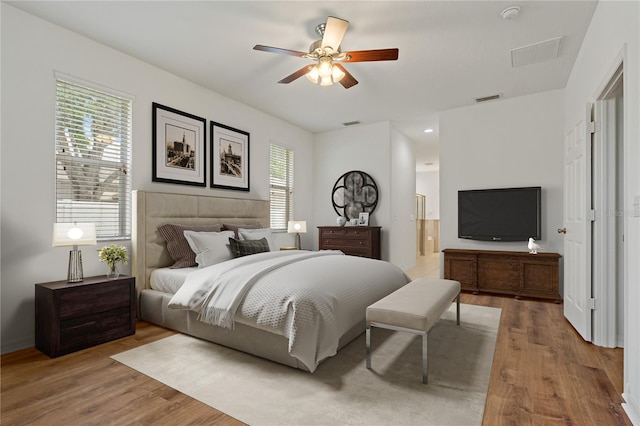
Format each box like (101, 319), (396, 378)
(331, 65), (345, 82)
(306, 66), (320, 84)
(318, 57), (333, 78)
(320, 75), (333, 86)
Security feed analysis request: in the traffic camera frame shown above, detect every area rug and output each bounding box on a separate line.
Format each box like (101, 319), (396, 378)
(112, 303), (501, 426)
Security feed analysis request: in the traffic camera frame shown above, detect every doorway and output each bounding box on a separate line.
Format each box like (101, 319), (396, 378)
(592, 62), (625, 348)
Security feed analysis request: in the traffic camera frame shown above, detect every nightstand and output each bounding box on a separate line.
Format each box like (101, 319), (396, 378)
(35, 275), (136, 357)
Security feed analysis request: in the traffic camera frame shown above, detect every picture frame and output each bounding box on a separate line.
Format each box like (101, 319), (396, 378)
(358, 212), (370, 226)
(210, 122), (250, 191)
(152, 103), (206, 187)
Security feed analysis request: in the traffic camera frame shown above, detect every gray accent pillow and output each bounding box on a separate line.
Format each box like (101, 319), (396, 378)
(158, 223), (222, 268)
(228, 237), (270, 258)
(222, 223), (262, 238)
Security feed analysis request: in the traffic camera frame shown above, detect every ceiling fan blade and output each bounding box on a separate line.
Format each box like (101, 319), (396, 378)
(278, 65), (314, 84)
(334, 64), (358, 89)
(253, 45), (307, 57)
(343, 48), (399, 62)
(322, 16), (349, 51)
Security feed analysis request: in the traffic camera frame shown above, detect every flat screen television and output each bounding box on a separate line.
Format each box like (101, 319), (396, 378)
(458, 186), (541, 242)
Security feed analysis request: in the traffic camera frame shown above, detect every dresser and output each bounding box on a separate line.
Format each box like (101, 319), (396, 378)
(443, 249), (561, 301)
(318, 226), (381, 259)
(35, 275), (136, 357)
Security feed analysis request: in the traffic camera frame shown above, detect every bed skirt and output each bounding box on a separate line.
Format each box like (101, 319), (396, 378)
(140, 289), (365, 371)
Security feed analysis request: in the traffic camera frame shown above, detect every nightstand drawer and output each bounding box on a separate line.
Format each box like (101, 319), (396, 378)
(59, 281), (131, 318)
(60, 307), (134, 353)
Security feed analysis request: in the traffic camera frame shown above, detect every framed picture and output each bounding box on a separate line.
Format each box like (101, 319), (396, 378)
(152, 103), (206, 186)
(210, 122), (250, 191)
(358, 212), (370, 226)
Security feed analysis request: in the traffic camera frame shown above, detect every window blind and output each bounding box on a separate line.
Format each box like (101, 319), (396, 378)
(55, 78), (133, 240)
(269, 144), (294, 230)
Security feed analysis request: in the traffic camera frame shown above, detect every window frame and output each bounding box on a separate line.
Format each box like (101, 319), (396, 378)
(269, 143), (294, 231)
(54, 73), (133, 241)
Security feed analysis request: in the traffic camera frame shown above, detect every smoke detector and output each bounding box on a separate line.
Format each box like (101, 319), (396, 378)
(501, 6), (520, 20)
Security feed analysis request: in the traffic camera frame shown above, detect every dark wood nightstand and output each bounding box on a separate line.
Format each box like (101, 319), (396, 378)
(35, 275), (136, 357)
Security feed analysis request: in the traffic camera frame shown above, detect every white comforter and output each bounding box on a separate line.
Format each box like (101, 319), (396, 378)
(168, 250), (409, 372)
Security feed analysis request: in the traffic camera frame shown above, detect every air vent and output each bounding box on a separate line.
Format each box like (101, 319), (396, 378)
(475, 94), (501, 103)
(511, 36), (562, 67)
(343, 121), (361, 126)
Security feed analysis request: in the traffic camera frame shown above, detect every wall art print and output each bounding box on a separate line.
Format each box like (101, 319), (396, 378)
(210, 122), (250, 191)
(152, 102), (206, 187)
(332, 170), (378, 220)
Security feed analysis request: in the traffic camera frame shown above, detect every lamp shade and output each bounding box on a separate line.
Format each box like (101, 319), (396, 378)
(287, 221), (307, 234)
(52, 223), (97, 247)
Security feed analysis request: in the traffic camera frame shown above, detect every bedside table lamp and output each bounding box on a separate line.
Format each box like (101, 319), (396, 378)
(53, 222), (97, 283)
(287, 220), (307, 250)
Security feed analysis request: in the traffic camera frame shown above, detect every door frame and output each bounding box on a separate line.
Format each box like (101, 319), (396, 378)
(591, 48), (626, 348)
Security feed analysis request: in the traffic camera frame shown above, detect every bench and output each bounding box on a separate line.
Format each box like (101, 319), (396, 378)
(365, 278), (461, 384)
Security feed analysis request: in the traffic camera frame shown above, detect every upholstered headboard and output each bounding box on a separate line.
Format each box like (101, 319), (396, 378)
(132, 190), (270, 298)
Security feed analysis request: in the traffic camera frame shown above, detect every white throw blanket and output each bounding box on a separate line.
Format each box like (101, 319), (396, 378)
(169, 250), (341, 328)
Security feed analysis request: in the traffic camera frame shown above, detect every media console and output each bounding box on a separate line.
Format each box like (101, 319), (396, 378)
(443, 248), (561, 302)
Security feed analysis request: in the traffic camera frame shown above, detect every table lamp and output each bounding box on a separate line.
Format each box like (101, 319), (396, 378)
(53, 222), (97, 283)
(287, 220), (307, 250)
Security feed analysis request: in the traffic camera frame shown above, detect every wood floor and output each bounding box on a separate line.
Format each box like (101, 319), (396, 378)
(1, 254), (630, 425)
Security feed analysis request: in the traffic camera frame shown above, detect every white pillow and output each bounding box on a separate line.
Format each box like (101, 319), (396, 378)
(238, 228), (275, 251)
(183, 230), (235, 268)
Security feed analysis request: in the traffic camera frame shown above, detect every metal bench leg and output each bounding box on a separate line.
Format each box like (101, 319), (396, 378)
(422, 333), (428, 384)
(366, 324), (372, 369)
(456, 294), (460, 326)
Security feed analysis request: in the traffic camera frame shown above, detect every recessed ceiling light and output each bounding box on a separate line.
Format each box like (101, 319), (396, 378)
(424, 128), (434, 133)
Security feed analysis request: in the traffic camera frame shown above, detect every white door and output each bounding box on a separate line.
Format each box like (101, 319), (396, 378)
(563, 104), (593, 341)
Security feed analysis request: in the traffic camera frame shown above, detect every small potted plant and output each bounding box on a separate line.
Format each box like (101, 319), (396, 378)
(98, 244), (128, 279)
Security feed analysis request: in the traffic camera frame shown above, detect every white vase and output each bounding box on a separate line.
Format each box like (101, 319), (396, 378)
(336, 216), (347, 226)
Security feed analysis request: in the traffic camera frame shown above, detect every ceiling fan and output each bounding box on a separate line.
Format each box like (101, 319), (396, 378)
(253, 16), (399, 89)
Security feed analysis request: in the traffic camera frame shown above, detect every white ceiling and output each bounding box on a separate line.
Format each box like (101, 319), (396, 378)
(7, 1), (597, 172)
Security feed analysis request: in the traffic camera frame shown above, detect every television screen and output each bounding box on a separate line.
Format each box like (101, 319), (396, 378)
(458, 186), (541, 242)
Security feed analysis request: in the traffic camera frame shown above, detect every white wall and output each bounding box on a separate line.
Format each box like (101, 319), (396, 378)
(313, 122), (392, 257)
(0, 4), (314, 353)
(416, 171), (440, 219)
(390, 127), (416, 270)
(439, 89), (565, 256)
(313, 121), (416, 270)
(564, 1), (640, 422)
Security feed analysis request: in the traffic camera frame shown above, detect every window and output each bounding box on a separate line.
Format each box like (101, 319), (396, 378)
(55, 76), (133, 241)
(269, 143), (294, 230)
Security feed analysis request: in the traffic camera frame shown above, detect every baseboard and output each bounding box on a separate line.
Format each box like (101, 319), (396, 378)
(622, 392), (640, 426)
(1, 336), (33, 355)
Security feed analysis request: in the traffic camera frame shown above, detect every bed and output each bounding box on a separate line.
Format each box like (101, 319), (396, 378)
(132, 190), (409, 372)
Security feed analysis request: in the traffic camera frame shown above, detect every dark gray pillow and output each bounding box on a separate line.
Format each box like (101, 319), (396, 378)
(158, 223), (222, 268)
(228, 237), (270, 258)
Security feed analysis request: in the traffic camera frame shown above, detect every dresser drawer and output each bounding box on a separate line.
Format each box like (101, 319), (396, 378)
(317, 226), (381, 259)
(321, 237), (369, 249)
(59, 281), (132, 319)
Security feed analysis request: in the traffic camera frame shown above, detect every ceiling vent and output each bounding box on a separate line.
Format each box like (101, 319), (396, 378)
(475, 94), (501, 103)
(343, 120), (361, 126)
(511, 36), (562, 67)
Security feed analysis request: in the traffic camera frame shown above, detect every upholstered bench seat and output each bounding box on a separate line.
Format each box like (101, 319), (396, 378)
(366, 278), (461, 384)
